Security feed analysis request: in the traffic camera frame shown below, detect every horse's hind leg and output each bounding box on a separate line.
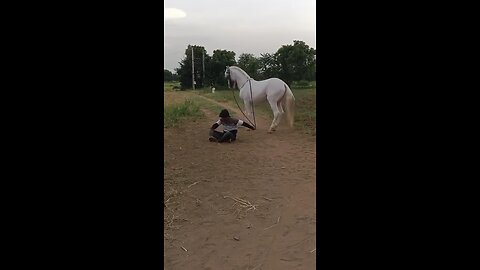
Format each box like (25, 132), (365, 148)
(277, 100), (284, 114)
(277, 100), (285, 121)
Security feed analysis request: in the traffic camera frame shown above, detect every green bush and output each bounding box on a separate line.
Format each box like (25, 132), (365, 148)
(164, 99), (203, 127)
(296, 80), (311, 86)
(292, 80), (314, 89)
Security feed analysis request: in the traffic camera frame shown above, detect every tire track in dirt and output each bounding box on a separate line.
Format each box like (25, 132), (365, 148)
(164, 93), (316, 270)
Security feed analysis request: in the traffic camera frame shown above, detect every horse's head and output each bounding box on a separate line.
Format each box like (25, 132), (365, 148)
(225, 66), (235, 88)
(224, 66), (230, 79)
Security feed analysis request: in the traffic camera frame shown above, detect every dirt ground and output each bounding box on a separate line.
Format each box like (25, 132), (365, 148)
(164, 92), (316, 270)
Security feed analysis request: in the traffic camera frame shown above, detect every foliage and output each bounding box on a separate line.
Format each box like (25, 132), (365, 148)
(164, 99), (203, 128)
(164, 69), (173, 81)
(164, 81), (181, 92)
(190, 92), (229, 115)
(210, 49), (237, 87)
(257, 53), (278, 80)
(289, 88), (316, 135)
(237, 53), (260, 79)
(172, 40), (315, 90)
(176, 45), (210, 89)
(164, 69), (179, 82)
(175, 46), (236, 90)
(274, 40), (316, 86)
(291, 80), (314, 89)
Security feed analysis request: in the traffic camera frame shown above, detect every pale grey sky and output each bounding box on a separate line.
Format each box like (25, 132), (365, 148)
(164, 0), (316, 72)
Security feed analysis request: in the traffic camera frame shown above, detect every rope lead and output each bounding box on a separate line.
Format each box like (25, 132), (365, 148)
(231, 79), (257, 129)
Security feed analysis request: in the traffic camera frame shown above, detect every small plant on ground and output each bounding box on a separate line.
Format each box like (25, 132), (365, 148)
(164, 99), (203, 128)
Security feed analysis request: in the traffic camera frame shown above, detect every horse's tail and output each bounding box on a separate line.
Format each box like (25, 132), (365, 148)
(283, 84), (295, 128)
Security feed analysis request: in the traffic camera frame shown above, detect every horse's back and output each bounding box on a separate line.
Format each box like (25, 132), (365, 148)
(262, 77), (284, 84)
(242, 78), (289, 102)
(259, 78), (288, 96)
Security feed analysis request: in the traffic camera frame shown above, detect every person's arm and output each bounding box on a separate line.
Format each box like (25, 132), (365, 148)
(211, 120), (221, 130)
(240, 121), (255, 130)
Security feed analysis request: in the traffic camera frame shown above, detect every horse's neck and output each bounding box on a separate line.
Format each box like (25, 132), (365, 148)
(233, 72), (249, 89)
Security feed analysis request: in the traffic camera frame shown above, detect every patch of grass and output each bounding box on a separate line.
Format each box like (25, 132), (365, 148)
(164, 91), (192, 107)
(291, 80), (315, 89)
(164, 99), (203, 128)
(191, 96), (227, 115)
(291, 88), (316, 135)
(195, 88), (238, 105)
(164, 81), (181, 92)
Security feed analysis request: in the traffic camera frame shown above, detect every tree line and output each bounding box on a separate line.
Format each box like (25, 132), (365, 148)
(164, 40), (316, 90)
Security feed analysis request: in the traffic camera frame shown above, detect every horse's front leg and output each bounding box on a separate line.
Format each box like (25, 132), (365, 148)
(244, 101), (253, 131)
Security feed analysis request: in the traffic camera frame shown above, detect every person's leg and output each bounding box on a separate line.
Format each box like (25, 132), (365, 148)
(218, 130), (237, 143)
(209, 130), (223, 142)
(230, 130), (237, 142)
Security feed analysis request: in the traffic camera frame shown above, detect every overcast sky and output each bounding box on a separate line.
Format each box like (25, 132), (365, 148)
(164, 0), (316, 72)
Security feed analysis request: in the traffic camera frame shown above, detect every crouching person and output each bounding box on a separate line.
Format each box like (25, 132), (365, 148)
(209, 109), (255, 143)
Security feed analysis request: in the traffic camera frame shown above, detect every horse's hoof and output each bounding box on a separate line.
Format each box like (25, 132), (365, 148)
(267, 130), (274, 134)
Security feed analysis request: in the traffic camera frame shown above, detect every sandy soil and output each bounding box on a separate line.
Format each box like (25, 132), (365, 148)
(164, 92), (316, 270)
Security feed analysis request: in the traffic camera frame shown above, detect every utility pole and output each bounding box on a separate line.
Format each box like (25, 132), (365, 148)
(202, 50), (205, 87)
(191, 46), (195, 90)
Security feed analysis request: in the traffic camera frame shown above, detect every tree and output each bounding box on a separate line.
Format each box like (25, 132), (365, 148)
(274, 40), (316, 85)
(237, 53), (260, 79)
(164, 69), (174, 81)
(210, 49), (236, 87)
(175, 45), (210, 89)
(173, 41), (315, 89)
(172, 72), (179, 81)
(257, 53), (278, 80)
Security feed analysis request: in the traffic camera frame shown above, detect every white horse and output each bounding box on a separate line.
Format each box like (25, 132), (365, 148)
(225, 66), (295, 133)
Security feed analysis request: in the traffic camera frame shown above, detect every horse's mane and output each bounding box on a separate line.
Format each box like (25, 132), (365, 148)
(229, 66), (251, 79)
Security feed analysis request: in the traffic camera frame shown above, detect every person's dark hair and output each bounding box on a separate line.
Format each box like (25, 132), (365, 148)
(219, 109), (230, 118)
